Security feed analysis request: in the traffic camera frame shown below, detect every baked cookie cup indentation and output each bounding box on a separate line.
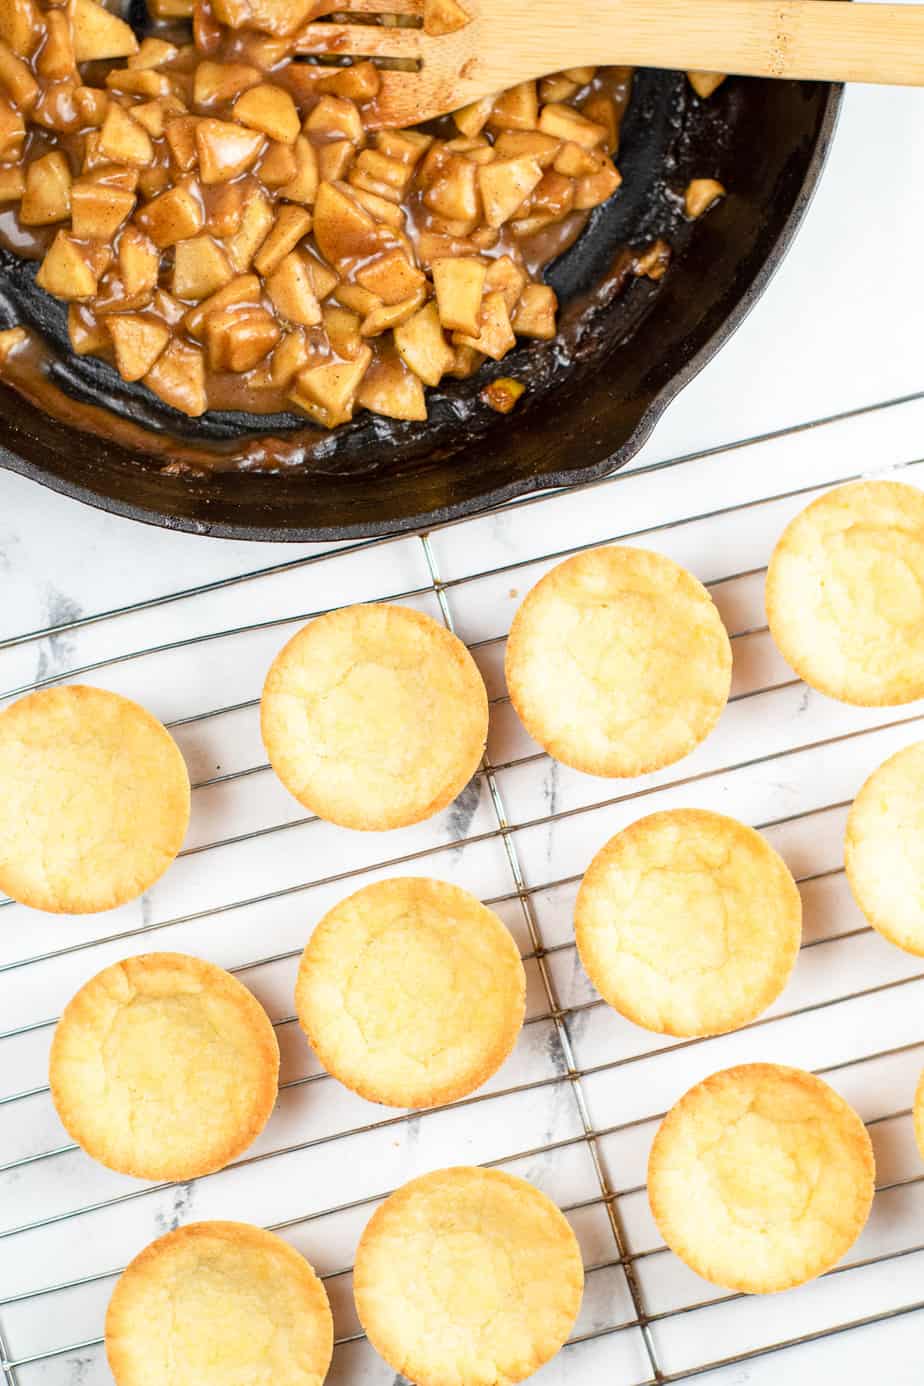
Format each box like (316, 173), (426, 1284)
(105, 1221), (333, 1386)
(261, 603), (488, 831)
(505, 545), (732, 778)
(0, 684), (190, 913)
(354, 1166), (583, 1386)
(648, 1063), (875, 1294)
(50, 952), (280, 1181)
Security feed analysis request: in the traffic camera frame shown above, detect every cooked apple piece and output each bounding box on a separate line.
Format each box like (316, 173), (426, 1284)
(68, 0), (137, 61)
(202, 179), (245, 237)
(488, 81), (537, 132)
(184, 272), (260, 336)
(149, 0), (193, 17)
(348, 184), (405, 231)
(86, 162), (140, 190)
(447, 342), (483, 377)
(478, 153), (543, 228)
(73, 84), (107, 126)
(581, 93), (618, 153)
(71, 177), (134, 237)
(356, 248), (425, 305)
(0, 324), (26, 364)
(552, 140), (597, 177)
(233, 82), (299, 144)
(484, 255), (527, 314)
(265, 250), (321, 326)
(574, 157), (621, 209)
(31, 81), (86, 135)
(445, 135), (495, 166)
(289, 343), (371, 425)
(303, 251), (338, 301)
(0, 164), (23, 199)
(119, 225), (160, 298)
(193, 60), (261, 105)
(531, 169), (575, 218)
(511, 281), (556, 338)
(278, 134), (318, 204)
(211, 0), (317, 39)
(357, 345), (426, 421)
(137, 161), (171, 198)
(321, 303), (362, 360)
(432, 255), (485, 336)
(91, 266), (153, 315)
(317, 138), (354, 184)
(684, 176), (725, 219)
(414, 230), (477, 267)
(453, 289), (515, 360)
(106, 68), (171, 98)
(252, 203), (311, 275)
(258, 139), (296, 188)
(318, 60), (380, 102)
(453, 95), (494, 138)
(351, 148), (413, 201)
(150, 287), (184, 325)
(361, 289), (425, 337)
(538, 102), (607, 149)
(375, 127), (431, 168)
(173, 233), (233, 300)
(393, 299), (453, 387)
(226, 188), (272, 270)
(196, 117), (265, 183)
(481, 375), (525, 414)
(127, 36), (177, 69)
(206, 304), (280, 370)
(334, 281), (380, 317)
(0, 0), (39, 57)
(35, 231), (97, 299)
(20, 152), (72, 226)
(417, 140), (452, 185)
(68, 302), (109, 354)
(144, 338), (207, 415)
(688, 70), (726, 99)
(0, 95), (23, 157)
(423, 154), (480, 225)
(83, 240), (113, 280)
(107, 312), (170, 381)
(137, 179), (204, 248)
(133, 99), (167, 137)
(99, 101), (153, 167)
(36, 11), (75, 78)
(163, 114), (199, 172)
(305, 94), (363, 147)
(0, 39), (37, 108)
(423, 0), (468, 36)
(270, 327), (309, 386)
(539, 73), (579, 103)
(313, 179), (383, 266)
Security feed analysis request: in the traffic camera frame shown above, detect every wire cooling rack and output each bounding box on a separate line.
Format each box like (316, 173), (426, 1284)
(4, 390), (924, 1386)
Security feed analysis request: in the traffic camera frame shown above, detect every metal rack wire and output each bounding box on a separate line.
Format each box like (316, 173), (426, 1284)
(4, 388), (924, 1385)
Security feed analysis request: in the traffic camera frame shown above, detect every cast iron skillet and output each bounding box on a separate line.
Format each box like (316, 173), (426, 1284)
(0, 69), (840, 542)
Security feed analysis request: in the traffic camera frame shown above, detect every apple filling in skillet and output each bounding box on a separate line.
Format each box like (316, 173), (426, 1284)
(0, 0), (725, 426)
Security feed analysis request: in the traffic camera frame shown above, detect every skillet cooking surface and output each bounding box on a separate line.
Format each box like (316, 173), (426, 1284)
(0, 71), (839, 540)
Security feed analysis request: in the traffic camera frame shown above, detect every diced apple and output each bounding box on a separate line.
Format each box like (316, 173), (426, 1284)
(453, 95), (493, 139)
(196, 117), (265, 183)
(445, 135), (495, 166)
(422, 0), (469, 36)
(581, 93), (618, 153)
(71, 177), (134, 237)
(348, 184), (405, 230)
(0, 94), (23, 157)
(531, 169), (575, 219)
(687, 70), (726, 99)
(453, 289), (515, 360)
(99, 101), (153, 167)
(0, 164), (23, 198)
(304, 94), (363, 147)
(480, 375), (525, 414)
(265, 250), (321, 326)
(539, 73), (579, 103)
(193, 59), (261, 105)
(357, 345), (426, 421)
(68, 302), (109, 354)
(374, 128), (431, 168)
(136, 179), (204, 247)
(0, 0), (39, 57)
(226, 188), (273, 271)
(35, 230), (97, 299)
(211, 0), (317, 40)
(258, 139), (297, 188)
(432, 255), (485, 336)
(684, 176), (725, 218)
(488, 81), (537, 132)
(36, 11), (75, 78)
(478, 153), (543, 228)
(144, 338), (207, 415)
(511, 281), (557, 338)
(119, 225), (160, 298)
(553, 140), (599, 177)
(184, 272), (261, 336)
(484, 255), (527, 314)
(233, 82), (299, 144)
(360, 289), (425, 337)
(105, 68), (170, 98)
(149, 0), (193, 16)
(0, 323), (26, 360)
(173, 233), (233, 300)
(334, 281), (380, 318)
(107, 312), (170, 380)
(317, 138), (354, 184)
(312, 179), (383, 267)
(351, 148), (413, 202)
(128, 36), (177, 69)
(270, 327), (309, 386)
(204, 178), (246, 236)
(0, 38), (38, 108)
(72, 84), (107, 126)
(316, 59), (379, 103)
(356, 248), (425, 306)
(538, 102), (607, 149)
(252, 203), (311, 276)
(289, 344), (371, 425)
(278, 135), (318, 204)
(165, 114), (199, 171)
(423, 154), (480, 224)
(393, 299), (453, 387)
(447, 342), (484, 377)
(133, 99), (167, 137)
(206, 304), (280, 370)
(137, 160), (171, 198)
(68, 0), (138, 62)
(573, 157), (621, 209)
(19, 152), (72, 226)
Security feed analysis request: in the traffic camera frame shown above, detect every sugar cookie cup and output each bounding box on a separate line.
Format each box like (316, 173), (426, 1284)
(845, 741), (924, 956)
(505, 546), (732, 777)
(765, 479), (924, 705)
(296, 877), (526, 1108)
(50, 952), (279, 1181)
(106, 1222), (333, 1386)
(0, 685), (190, 914)
(576, 809), (802, 1037)
(354, 1167), (583, 1386)
(261, 604), (488, 831)
(648, 1063), (875, 1293)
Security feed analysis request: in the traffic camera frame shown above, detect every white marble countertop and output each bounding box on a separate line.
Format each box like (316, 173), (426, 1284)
(3, 76), (924, 1386)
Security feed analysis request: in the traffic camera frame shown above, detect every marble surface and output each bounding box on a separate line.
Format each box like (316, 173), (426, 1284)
(3, 75), (924, 1386)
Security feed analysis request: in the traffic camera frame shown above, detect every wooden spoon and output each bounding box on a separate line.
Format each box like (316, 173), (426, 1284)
(296, 0), (924, 127)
